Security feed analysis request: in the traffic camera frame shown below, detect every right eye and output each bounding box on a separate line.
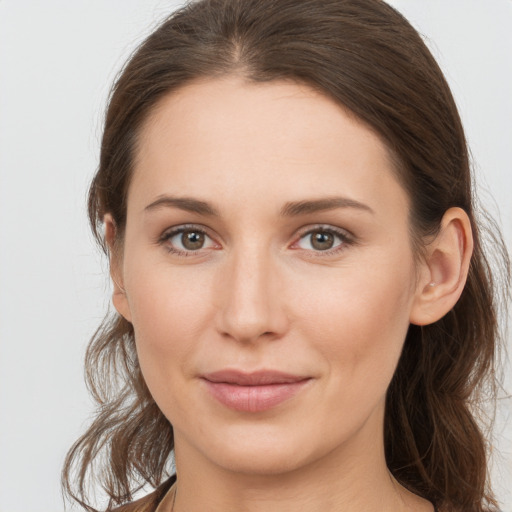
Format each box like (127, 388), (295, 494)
(160, 226), (218, 255)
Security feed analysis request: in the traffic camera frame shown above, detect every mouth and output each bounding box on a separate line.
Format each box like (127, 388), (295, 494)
(201, 369), (312, 412)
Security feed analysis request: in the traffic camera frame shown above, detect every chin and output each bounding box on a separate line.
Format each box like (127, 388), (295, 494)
(211, 444), (312, 477)
(197, 421), (347, 478)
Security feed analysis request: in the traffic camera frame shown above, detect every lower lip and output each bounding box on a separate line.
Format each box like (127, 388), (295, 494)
(203, 379), (311, 412)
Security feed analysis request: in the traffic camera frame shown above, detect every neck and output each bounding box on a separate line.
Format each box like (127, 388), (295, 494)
(170, 408), (433, 512)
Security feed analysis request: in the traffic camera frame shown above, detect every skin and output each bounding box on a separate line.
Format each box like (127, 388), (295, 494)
(107, 77), (472, 512)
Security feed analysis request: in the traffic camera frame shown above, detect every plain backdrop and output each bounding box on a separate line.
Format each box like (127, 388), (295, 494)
(0, 1), (511, 511)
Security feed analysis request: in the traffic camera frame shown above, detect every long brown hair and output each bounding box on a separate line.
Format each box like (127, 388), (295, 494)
(63, 1), (510, 510)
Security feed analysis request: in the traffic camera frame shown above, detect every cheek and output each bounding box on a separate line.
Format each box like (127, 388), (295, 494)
(296, 256), (415, 389)
(123, 236), (417, 422)
(124, 257), (216, 385)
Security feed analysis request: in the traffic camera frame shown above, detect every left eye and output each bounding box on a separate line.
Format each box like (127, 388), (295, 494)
(296, 229), (346, 251)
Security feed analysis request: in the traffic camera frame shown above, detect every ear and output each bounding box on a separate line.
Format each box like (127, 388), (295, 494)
(409, 207), (473, 326)
(104, 214), (132, 323)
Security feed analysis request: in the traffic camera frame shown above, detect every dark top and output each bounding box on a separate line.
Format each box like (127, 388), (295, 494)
(112, 475), (445, 512)
(112, 475), (176, 512)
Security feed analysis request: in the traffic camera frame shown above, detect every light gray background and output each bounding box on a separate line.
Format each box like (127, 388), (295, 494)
(0, 1), (510, 511)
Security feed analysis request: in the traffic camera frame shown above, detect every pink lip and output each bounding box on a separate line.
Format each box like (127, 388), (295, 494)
(201, 370), (311, 412)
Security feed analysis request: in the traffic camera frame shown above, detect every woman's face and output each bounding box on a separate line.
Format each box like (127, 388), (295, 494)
(114, 77), (426, 476)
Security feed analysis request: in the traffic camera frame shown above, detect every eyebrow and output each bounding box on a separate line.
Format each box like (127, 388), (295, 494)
(280, 197), (374, 216)
(144, 195), (374, 217)
(144, 196), (219, 216)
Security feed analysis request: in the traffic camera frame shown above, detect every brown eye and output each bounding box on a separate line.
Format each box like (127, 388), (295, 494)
(182, 230), (205, 250)
(163, 226), (216, 254)
(295, 227), (348, 253)
(310, 231), (335, 250)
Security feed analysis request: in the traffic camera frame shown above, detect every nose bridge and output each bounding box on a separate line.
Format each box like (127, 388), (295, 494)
(217, 241), (286, 343)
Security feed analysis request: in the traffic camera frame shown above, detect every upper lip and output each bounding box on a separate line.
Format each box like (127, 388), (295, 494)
(201, 369), (310, 386)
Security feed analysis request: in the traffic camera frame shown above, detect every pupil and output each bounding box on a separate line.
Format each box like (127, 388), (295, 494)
(311, 231), (334, 250)
(182, 231), (204, 250)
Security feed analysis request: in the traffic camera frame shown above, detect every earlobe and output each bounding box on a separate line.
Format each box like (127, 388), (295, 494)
(104, 214), (132, 323)
(410, 207), (473, 326)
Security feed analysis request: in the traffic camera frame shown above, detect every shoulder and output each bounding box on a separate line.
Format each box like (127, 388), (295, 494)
(111, 476), (176, 512)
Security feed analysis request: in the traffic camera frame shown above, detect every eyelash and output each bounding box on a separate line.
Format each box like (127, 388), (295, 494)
(292, 225), (355, 257)
(158, 224), (217, 257)
(158, 224), (355, 257)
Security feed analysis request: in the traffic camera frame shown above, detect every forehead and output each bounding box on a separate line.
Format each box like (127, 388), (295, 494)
(130, 77), (408, 218)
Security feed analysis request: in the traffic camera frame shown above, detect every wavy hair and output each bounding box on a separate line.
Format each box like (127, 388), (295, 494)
(63, 1), (510, 511)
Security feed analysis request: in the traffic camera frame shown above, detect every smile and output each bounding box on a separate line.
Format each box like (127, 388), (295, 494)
(201, 370), (312, 412)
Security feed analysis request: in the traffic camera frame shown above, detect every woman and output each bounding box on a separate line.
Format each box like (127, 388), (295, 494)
(62, 0), (510, 511)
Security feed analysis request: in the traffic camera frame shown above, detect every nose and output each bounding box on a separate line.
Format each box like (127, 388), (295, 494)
(215, 246), (289, 344)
